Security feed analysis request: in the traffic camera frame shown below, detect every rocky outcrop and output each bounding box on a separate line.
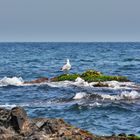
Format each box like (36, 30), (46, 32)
(0, 107), (96, 140)
(0, 107), (138, 140)
(23, 70), (129, 85)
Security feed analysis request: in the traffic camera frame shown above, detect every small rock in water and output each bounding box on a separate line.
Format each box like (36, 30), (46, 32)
(93, 82), (109, 87)
(111, 133), (116, 136)
(118, 133), (127, 137)
(128, 134), (135, 137)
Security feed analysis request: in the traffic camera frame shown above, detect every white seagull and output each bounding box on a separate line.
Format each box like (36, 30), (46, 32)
(61, 59), (71, 73)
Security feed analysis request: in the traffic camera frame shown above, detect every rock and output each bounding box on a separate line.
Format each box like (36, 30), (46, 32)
(111, 133), (116, 136)
(50, 70), (129, 82)
(50, 77), (58, 82)
(93, 82), (109, 87)
(24, 69), (129, 84)
(24, 77), (48, 84)
(118, 133), (127, 137)
(10, 107), (31, 135)
(0, 107), (137, 140)
(35, 119), (55, 134)
(0, 108), (11, 128)
(128, 134), (135, 137)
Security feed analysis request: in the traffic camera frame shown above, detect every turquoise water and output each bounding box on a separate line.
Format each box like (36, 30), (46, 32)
(0, 42), (140, 135)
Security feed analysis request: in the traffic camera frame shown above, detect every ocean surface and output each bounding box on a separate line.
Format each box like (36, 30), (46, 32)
(0, 42), (140, 135)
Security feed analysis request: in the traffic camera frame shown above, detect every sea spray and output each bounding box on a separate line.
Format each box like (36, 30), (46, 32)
(0, 77), (24, 86)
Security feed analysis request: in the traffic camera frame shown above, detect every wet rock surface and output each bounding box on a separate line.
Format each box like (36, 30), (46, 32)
(24, 77), (48, 84)
(0, 107), (138, 140)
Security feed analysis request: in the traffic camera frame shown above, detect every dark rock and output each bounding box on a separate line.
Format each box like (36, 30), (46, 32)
(111, 133), (116, 136)
(50, 77), (58, 82)
(0, 108), (11, 128)
(40, 121), (55, 134)
(118, 133), (127, 137)
(128, 134), (135, 136)
(33, 118), (56, 134)
(0, 107), (137, 140)
(93, 82), (109, 87)
(10, 107), (30, 133)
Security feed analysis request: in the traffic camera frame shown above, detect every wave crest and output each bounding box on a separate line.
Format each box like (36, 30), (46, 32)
(73, 91), (140, 101)
(0, 77), (24, 86)
(73, 92), (87, 99)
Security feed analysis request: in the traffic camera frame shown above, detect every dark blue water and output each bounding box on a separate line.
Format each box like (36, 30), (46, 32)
(0, 42), (140, 135)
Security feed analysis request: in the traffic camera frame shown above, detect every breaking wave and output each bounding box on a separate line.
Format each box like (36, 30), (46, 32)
(73, 92), (87, 99)
(0, 104), (17, 109)
(73, 90), (140, 101)
(0, 77), (24, 86)
(0, 76), (139, 92)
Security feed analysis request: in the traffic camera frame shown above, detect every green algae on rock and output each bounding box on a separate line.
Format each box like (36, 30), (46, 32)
(51, 70), (129, 82)
(81, 70), (129, 82)
(50, 73), (80, 82)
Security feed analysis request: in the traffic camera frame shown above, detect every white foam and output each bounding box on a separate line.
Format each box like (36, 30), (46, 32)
(106, 81), (120, 88)
(44, 80), (139, 90)
(73, 92), (87, 100)
(47, 77), (89, 88)
(120, 90), (140, 100)
(47, 81), (73, 88)
(104, 81), (138, 89)
(0, 104), (17, 109)
(0, 103), (30, 109)
(74, 77), (89, 86)
(0, 77), (24, 86)
(101, 94), (118, 100)
(73, 90), (140, 101)
(89, 102), (102, 107)
(101, 90), (140, 100)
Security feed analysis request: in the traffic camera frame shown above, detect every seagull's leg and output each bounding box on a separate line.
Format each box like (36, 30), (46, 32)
(63, 71), (65, 74)
(66, 70), (69, 75)
(64, 70), (67, 75)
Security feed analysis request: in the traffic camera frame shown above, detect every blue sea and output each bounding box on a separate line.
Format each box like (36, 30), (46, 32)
(0, 42), (140, 135)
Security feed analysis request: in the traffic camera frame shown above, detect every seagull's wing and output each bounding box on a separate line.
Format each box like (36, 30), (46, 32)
(67, 64), (71, 70)
(61, 64), (67, 71)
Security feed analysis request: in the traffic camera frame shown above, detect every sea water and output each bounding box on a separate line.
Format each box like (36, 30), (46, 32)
(0, 42), (140, 135)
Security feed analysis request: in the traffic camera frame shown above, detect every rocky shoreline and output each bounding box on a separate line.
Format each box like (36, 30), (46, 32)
(0, 107), (139, 140)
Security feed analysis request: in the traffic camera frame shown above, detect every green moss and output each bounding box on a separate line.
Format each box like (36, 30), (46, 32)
(81, 70), (102, 77)
(51, 70), (129, 82)
(81, 70), (128, 82)
(127, 136), (140, 139)
(56, 74), (80, 81)
(82, 75), (128, 82)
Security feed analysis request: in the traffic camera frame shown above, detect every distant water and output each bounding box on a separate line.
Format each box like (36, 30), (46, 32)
(0, 42), (140, 135)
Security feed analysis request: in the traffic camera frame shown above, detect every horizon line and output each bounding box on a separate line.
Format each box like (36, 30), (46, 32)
(0, 41), (140, 43)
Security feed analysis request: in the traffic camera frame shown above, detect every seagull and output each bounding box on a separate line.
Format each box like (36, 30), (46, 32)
(61, 59), (71, 74)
